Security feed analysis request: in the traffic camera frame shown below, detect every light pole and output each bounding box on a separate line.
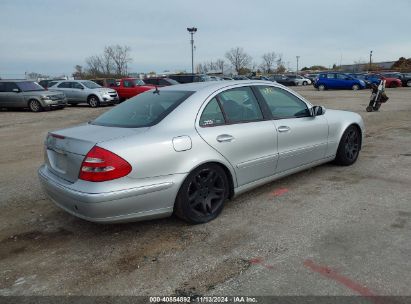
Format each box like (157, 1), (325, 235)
(296, 56), (300, 75)
(369, 50), (373, 71)
(187, 27), (197, 74)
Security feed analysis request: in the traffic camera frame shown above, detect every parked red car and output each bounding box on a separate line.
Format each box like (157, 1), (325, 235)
(112, 78), (154, 101)
(369, 74), (402, 88)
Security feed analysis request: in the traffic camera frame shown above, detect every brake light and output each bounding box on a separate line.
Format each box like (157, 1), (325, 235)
(79, 146), (131, 182)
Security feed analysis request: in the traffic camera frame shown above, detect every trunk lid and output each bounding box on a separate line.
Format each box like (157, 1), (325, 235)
(45, 124), (148, 183)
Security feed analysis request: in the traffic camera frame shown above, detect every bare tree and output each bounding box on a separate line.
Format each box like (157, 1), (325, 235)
(261, 52), (277, 73)
(106, 45), (132, 76)
(85, 55), (104, 76)
(85, 45), (132, 77)
(225, 47), (252, 74)
(215, 59), (225, 74)
(72, 65), (83, 79)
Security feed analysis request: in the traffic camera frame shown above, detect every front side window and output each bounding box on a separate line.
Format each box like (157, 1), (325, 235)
(92, 90), (194, 128)
(199, 98), (225, 127)
(327, 74), (336, 79)
(256, 86), (310, 119)
(73, 82), (84, 89)
(123, 80), (133, 87)
(217, 87), (263, 123)
(337, 74), (349, 80)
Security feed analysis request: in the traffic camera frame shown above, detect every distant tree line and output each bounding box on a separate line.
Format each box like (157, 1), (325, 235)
(196, 47), (286, 75)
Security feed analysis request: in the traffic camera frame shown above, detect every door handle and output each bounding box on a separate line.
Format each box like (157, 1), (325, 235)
(278, 126), (291, 132)
(216, 134), (234, 142)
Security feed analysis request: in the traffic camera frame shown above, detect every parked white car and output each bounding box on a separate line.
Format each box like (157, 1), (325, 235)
(287, 75), (312, 86)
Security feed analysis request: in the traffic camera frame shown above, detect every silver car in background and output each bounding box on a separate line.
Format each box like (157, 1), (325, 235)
(0, 80), (67, 112)
(38, 81), (364, 224)
(49, 80), (119, 107)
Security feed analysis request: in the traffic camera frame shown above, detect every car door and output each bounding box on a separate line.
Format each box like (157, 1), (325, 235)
(71, 82), (86, 101)
(53, 81), (73, 100)
(255, 85), (328, 173)
(2, 82), (25, 107)
(196, 86), (278, 186)
(122, 79), (135, 99)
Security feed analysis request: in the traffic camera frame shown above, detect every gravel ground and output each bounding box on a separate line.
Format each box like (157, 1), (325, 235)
(0, 87), (410, 297)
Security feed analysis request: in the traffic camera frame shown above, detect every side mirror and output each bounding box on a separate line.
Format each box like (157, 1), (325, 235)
(12, 88), (20, 93)
(311, 105), (326, 116)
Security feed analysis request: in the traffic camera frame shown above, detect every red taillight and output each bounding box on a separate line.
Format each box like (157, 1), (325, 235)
(79, 146), (131, 182)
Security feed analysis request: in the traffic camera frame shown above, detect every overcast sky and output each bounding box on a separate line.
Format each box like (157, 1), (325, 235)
(1, 0), (410, 77)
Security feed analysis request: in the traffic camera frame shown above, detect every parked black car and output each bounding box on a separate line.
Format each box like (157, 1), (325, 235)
(168, 74), (208, 83)
(38, 79), (65, 89)
(270, 74), (296, 86)
(143, 77), (179, 86)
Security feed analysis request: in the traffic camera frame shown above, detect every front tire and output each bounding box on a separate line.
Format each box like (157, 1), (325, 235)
(352, 84), (360, 90)
(303, 81), (308, 86)
(174, 164), (229, 224)
(318, 84), (326, 91)
(28, 99), (43, 112)
(407, 80), (411, 87)
(87, 95), (100, 108)
(334, 125), (361, 166)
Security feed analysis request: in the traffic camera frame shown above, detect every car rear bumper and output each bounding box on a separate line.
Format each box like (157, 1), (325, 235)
(38, 165), (186, 223)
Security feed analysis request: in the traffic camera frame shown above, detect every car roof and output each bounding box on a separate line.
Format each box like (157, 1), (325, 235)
(158, 80), (276, 93)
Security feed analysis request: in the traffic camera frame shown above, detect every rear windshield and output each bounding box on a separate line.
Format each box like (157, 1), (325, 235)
(91, 90), (194, 128)
(16, 81), (45, 92)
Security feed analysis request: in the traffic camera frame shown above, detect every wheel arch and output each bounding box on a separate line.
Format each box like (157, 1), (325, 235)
(181, 161), (236, 199)
(87, 94), (100, 101)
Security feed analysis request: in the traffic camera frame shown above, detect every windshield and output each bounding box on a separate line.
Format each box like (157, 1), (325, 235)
(134, 79), (146, 85)
(81, 81), (101, 89)
(91, 90), (194, 128)
(16, 81), (45, 92)
(165, 78), (179, 85)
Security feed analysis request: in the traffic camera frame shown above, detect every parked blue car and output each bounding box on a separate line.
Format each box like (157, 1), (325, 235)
(314, 73), (367, 91)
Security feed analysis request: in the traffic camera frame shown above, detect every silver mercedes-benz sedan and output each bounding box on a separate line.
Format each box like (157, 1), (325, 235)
(38, 81), (364, 224)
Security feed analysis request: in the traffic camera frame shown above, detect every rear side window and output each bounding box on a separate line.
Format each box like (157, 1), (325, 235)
(57, 82), (71, 88)
(200, 98), (225, 127)
(256, 86), (309, 119)
(217, 87), (263, 123)
(92, 90), (194, 128)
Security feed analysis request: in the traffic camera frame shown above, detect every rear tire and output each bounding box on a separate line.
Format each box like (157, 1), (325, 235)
(87, 95), (100, 108)
(334, 125), (361, 166)
(174, 164), (229, 224)
(407, 80), (411, 87)
(28, 99), (43, 112)
(390, 82), (398, 88)
(366, 106), (373, 112)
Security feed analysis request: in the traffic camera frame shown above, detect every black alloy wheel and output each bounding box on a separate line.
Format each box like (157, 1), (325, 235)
(175, 164), (229, 224)
(335, 126), (361, 166)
